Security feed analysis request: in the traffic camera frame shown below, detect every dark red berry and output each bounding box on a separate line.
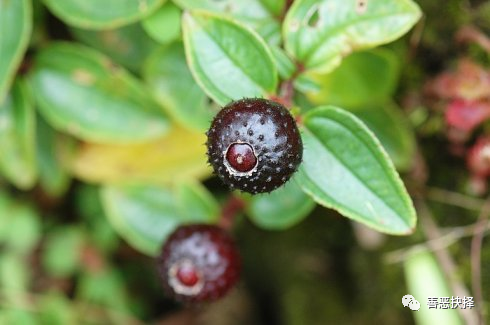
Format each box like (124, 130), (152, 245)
(157, 224), (240, 303)
(206, 98), (303, 194)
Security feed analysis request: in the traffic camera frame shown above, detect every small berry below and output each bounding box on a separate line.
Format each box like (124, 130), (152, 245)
(157, 224), (240, 303)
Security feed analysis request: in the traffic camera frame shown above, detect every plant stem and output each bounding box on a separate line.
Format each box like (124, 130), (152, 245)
(417, 200), (479, 325)
(426, 187), (486, 211)
(457, 25), (490, 54)
(219, 195), (246, 231)
(272, 62), (305, 108)
(470, 196), (490, 324)
(384, 220), (490, 264)
(279, 0), (295, 21)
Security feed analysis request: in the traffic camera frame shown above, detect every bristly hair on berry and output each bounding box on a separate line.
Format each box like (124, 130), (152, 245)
(206, 98), (303, 194)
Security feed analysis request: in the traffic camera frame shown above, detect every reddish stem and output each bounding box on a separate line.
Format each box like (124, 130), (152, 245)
(457, 25), (490, 54)
(218, 195), (246, 231)
(279, 0), (295, 21)
(270, 62), (305, 109)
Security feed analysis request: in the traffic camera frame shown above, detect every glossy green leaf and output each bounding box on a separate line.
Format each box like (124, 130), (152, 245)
(42, 0), (165, 30)
(306, 49), (400, 107)
(142, 2), (182, 44)
(246, 176), (315, 230)
(183, 11), (277, 105)
(0, 79), (37, 189)
(271, 46), (296, 80)
(100, 182), (219, 256)
(30, 42), (169, 144)
(71, 23), (159, 73)
(404, 251), (463, 325)
(293, 74), (321, 93)
(143, 43), (216, 131)
(36, 116), (72, 197)
(0, 0), (32, 103)
(283, 0), (421, 73)
(175, 0), (282, 44)
(296, 106), (416, 235)
(353, 103), (415, 171)
(42, 226), (85, 277)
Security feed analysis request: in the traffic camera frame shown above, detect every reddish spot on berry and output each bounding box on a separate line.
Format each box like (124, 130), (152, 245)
(175, 260), (200, 287)
(226, 143), (257, 173)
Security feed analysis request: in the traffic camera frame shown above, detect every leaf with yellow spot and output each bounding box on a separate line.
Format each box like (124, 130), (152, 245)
(68, 127), (212, 184)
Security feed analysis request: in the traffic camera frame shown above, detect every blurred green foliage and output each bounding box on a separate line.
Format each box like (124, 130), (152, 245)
(0, 0), (487, 324)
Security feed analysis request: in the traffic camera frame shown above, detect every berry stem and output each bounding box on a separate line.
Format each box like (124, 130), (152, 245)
(218, 195), (246, 231)
(279, 0), (295, 21)
(272, 62), (305, 109)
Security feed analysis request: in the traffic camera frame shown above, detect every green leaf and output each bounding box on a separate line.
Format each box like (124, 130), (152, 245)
(404, 250), (463, 325)
(306, 49), (400, 108)
(76, 185), (119, 253)
(175, 0), (282, 45)
(143, 42), (216, 131)
(183, 10), (277, 105)
(296, 106), (416, 235)
(76, 269), (130, 312)
(36, 116), (72, 197)
(0, 310), (37, 325)
(0, 79), (37, 189)
(0, 254), (29, 295)
(353, 103), (415, 171)
(71, 23), (159, 73)
(39, 294), (77, 325)
(42, 0), (166, 30)
(246, 176), (315, 230)
(42, 226), (85, 277)
(283, 0), (421, 73)
(30, 42), (169, 144)
(0, 196), (41, 254)
(69, 126), (210, 184)
(270, 46), (296, 80)
(142, 2), (182, 44)
(100, 182), (219, 256)
(0, 0), (32, 103)
(259, 0), (286, 17)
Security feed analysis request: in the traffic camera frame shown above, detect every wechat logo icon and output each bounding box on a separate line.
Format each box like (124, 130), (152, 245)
(402, 294), (421, 311)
